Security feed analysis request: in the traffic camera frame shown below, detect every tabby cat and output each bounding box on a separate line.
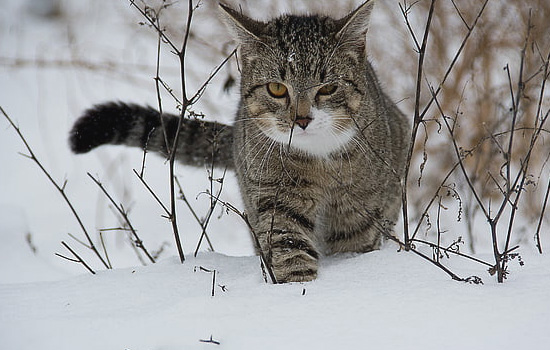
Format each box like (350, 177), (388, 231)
(69, 1), (409, 283)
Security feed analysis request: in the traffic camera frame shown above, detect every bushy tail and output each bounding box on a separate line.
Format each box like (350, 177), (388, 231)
(69, 102), (234, 169)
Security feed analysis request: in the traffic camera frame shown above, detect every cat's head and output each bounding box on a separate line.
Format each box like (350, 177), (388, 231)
(220, 1), (375, 157)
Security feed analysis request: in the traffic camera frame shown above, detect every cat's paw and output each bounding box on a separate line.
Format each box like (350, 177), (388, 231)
(275, 263), (318, 283)
(269, 235), (319, 283)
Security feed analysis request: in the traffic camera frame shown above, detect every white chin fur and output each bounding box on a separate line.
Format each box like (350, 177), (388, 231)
(267, 108), (356, 158)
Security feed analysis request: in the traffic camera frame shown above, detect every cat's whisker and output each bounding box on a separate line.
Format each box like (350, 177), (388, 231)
(256, 139), (279, 197)
(331, 123), (372, 168)
(234, 130), (268, 169)
(236, 130), (269, 164)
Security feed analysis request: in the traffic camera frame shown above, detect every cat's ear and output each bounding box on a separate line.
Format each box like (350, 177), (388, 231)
(335, 0), (374, 41)
(219, 3), (265, 44)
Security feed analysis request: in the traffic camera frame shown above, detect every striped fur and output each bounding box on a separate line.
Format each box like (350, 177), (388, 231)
(70, 102), (233, 169)
(69, 1), (409, 283)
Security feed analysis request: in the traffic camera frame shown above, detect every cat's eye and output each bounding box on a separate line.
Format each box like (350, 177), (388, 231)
(267, 83), (288, 98)
(318, 83), (338, 96)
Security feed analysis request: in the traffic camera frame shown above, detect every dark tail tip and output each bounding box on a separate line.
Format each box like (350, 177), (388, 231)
(69, 115), (100, 154)
(69, 102), (139, 154)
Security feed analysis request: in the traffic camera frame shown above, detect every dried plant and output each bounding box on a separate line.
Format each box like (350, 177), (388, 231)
(391, 0), (549, 282)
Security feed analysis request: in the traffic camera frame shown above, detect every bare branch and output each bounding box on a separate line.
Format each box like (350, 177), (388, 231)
(401, 0), (438, 249)
(213, 197), (278, 284)
(88, 173), (156, 264)
(56, 241), (96, 275)
(1, 106), (109, 269)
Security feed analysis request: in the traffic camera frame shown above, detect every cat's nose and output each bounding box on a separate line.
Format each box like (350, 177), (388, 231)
(295, 116), (312, 130)
(295, 97), (312, 130)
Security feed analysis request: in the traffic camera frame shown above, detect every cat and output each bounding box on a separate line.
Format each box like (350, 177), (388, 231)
(69, 1), (410, 283)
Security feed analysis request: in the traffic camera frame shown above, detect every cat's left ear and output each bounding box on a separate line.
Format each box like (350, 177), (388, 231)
(219, 3), (266, 45)
(335, 0), (374, 42)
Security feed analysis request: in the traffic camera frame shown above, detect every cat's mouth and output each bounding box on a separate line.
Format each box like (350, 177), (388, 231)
(264, 109), (356, 157)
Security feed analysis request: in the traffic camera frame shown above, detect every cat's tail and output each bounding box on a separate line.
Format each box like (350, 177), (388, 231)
(69, 102), (234, 169)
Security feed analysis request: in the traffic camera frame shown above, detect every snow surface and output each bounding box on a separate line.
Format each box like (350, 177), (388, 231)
(1, 1), (549, 349)
(2, 250), (549, 350)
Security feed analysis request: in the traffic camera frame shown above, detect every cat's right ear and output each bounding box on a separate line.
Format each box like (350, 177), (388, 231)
(335, 0), (374, 43)
(218, 3), (265, 44)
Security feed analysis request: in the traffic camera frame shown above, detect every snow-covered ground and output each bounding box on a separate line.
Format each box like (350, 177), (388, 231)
(2, 250), (549, 350)
(1, 1), (549, 349)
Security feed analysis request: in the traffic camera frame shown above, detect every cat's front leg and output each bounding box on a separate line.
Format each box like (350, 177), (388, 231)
(322, 186), (400, 255)
(249, 189), (320, 283)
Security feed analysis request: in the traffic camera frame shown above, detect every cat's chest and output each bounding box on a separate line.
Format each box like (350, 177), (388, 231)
(280, 154), (362, 190)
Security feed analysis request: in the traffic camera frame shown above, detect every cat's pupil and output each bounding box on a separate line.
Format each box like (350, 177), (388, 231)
(317, 84), (338, 96)
(267, 82), (288, 98)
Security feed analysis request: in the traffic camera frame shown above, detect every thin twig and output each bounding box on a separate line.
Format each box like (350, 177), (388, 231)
(412, 239), (493, 267)
(1, 106), (109, 269)
(199, 335), (220, 345)
(214, 198), (277, 284)
(188, 48), (237, 105)
(129, 0), (179, 53)
(535, 176), (550, 253)
(384, 232), (481, 283)
(193, 173), (226, 256)
(449, 0), (470, 30)
(434, 90), (489, 219)
(98, 230), (113, 269)
(133, 169), (171, 215)
(401, 0), (438, 249)
(174, 177), (203, 228)
(159, 0), (199, 264)
(56, 241), (96, 275)
(88, 173), (156, 264)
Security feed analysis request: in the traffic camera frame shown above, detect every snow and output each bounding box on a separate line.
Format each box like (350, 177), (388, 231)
(1, 1), (549, 349)
(1, 250), (549, 349)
